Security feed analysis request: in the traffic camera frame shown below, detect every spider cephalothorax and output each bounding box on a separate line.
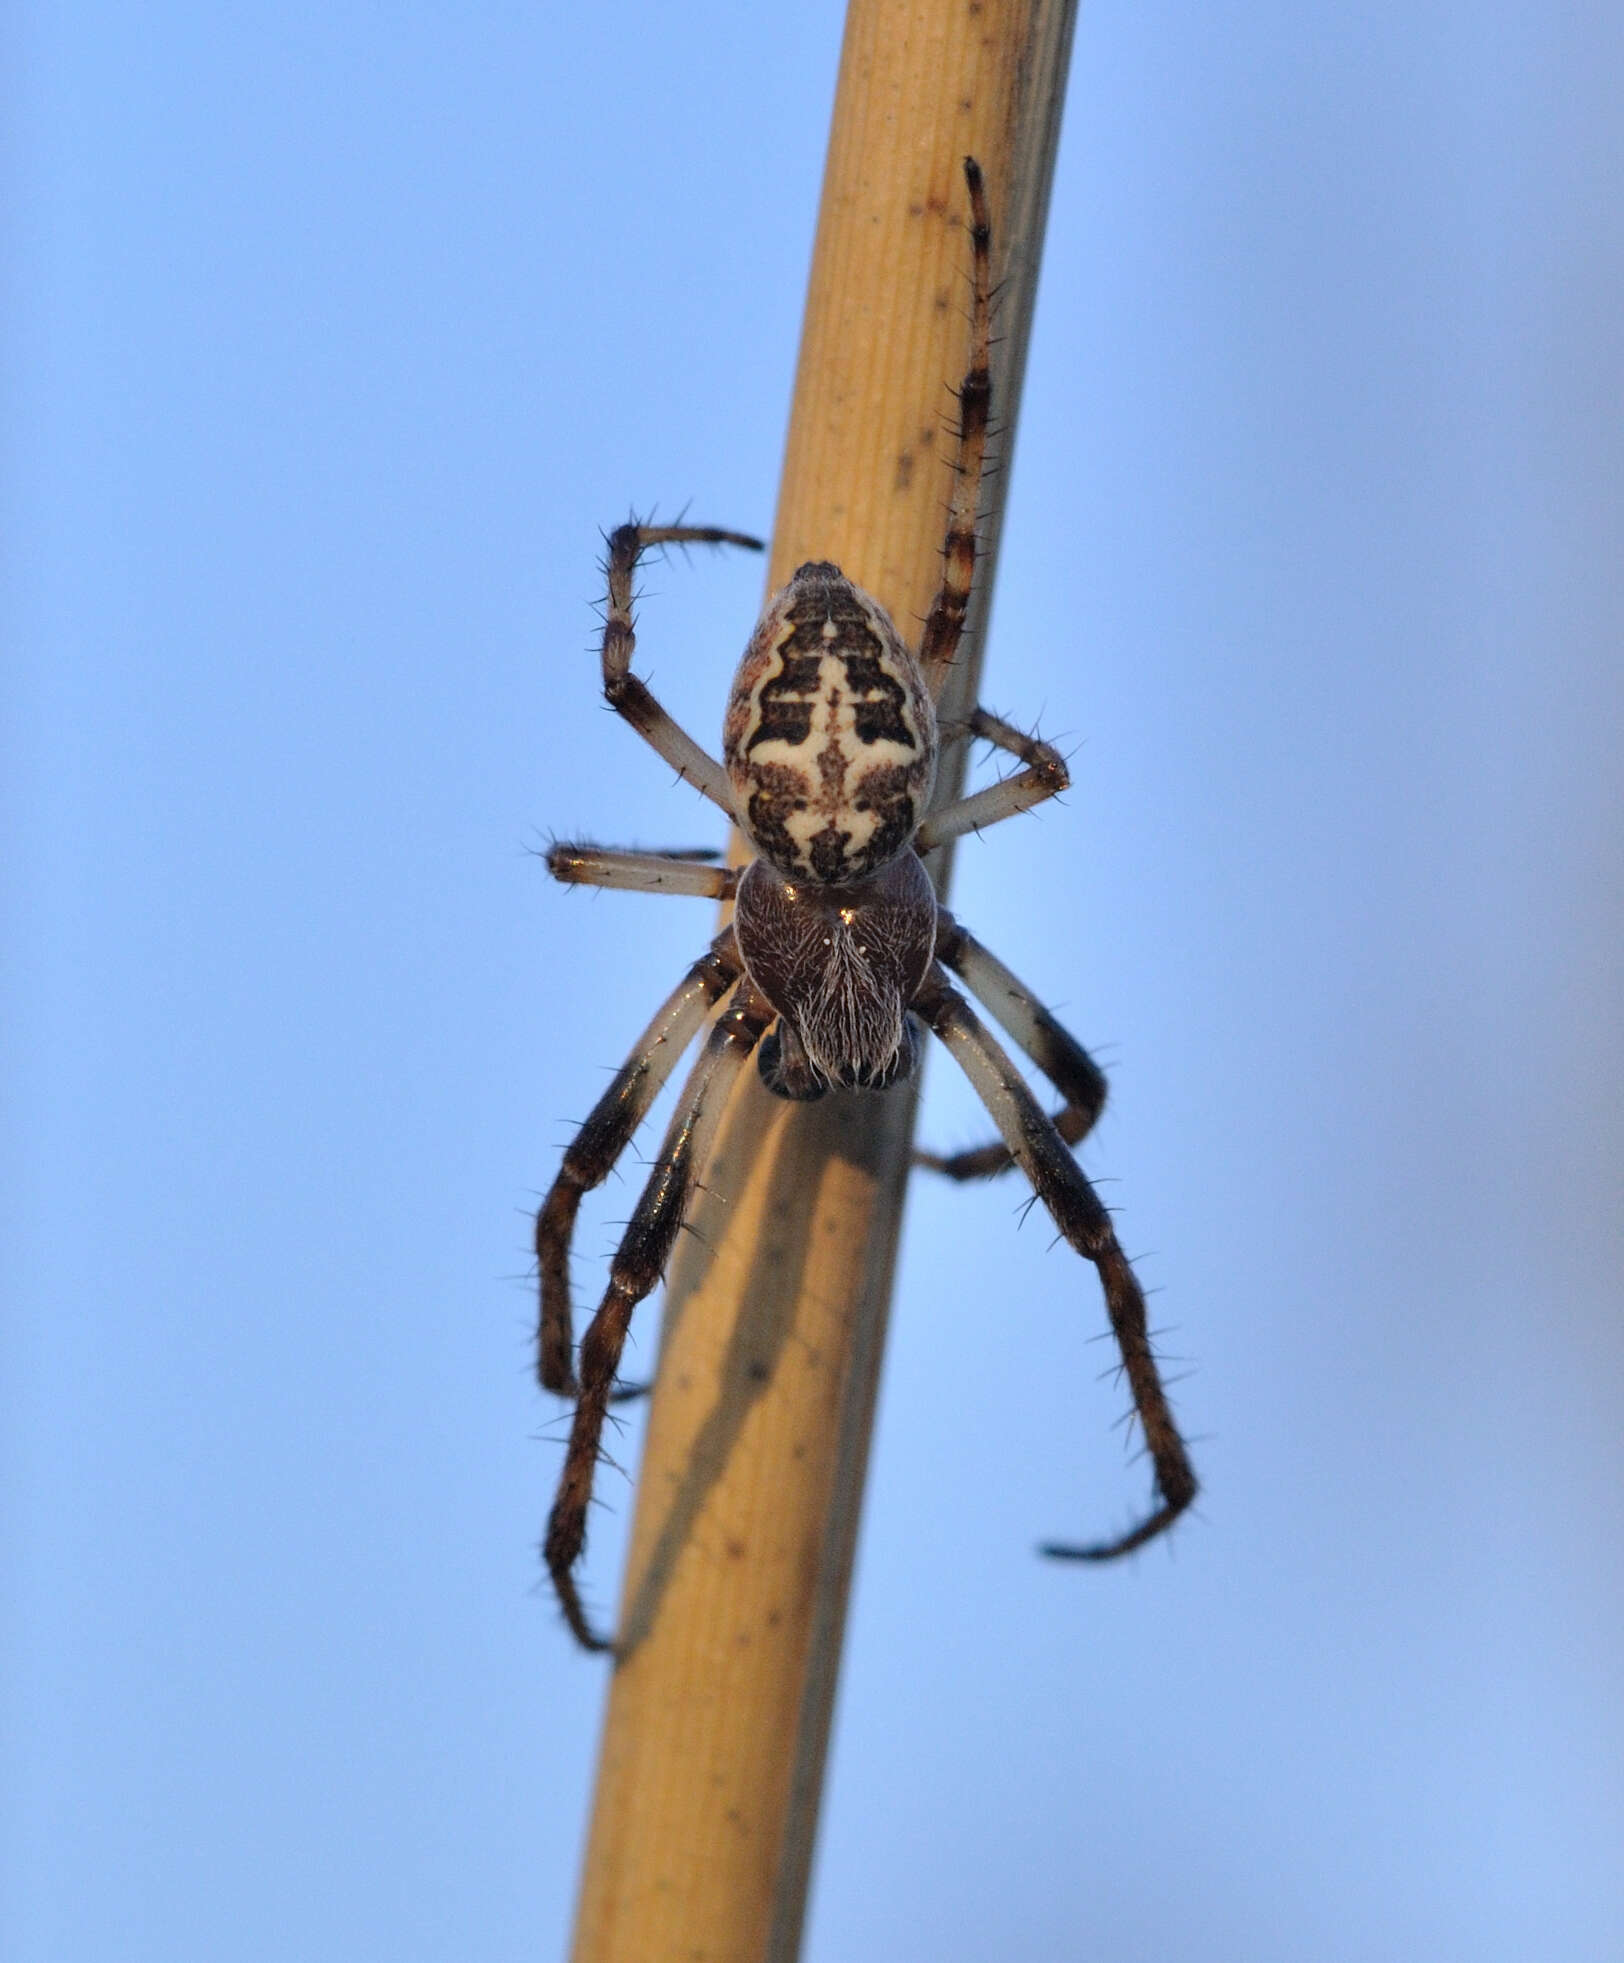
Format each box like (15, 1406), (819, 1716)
(734, 848), (937, 1098)
(534, 158), (1197, 1651)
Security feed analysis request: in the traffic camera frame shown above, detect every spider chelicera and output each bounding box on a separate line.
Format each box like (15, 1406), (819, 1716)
(536, 159), (1197, 1650)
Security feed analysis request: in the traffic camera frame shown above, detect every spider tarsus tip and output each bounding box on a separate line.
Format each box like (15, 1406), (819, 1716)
(1038, 1541), (1103, 1563)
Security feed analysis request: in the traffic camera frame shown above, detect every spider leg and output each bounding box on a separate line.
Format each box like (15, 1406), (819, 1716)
(547, 841), (741, 900)
(914, 706), (1068, 852)
(918, 158), (993, 703)
(915, 966), (1197, 1559)
(536, 930), (743, 1397)
(601, 522), (764, 813)
(545, 984), (773, 1651)
(914, 910), (1108, 1179)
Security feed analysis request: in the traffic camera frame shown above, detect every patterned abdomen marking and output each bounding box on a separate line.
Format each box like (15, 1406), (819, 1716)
(723, 561), (937, 884)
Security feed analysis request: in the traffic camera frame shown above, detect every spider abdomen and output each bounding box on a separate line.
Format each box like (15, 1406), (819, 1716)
(733, 851), (937, 1096)
(723, 561), (937, 885)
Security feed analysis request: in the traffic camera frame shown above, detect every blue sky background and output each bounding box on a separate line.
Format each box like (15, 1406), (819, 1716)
(6, 4), (1622, 1959)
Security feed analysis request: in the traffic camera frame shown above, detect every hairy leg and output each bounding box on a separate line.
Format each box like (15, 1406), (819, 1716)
(917, 158), (994, 702)
(915, 910), (1108, 1179)
(536, 931), (742, 1397)
(544, 983), (773, 1650)
(599, 521), (763, 812)
(916, 967), (1197, 1559)
(547, 841), (740, 901)
(914, 706), (1069, 852)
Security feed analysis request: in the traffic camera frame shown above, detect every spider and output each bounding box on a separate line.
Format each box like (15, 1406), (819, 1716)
(535, 158), (1196, 1651)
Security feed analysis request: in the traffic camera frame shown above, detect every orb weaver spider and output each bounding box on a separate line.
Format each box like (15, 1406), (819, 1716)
(535, 159), (1196, 1650)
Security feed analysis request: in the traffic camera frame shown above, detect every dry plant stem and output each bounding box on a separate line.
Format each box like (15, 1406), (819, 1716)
(568, 4), (1079, 1961)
